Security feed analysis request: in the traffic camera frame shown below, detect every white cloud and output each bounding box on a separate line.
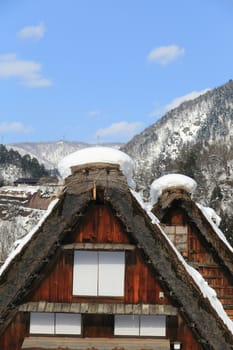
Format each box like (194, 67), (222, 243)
(0, 54), (52, 87)
(165, 89), (210, 111)
(17, 22), (46, 40)
(147, 45), (185, 65)
(0, 122), (33, 133)
(96, 121), (143, 141)
(88, 110), (101, 117)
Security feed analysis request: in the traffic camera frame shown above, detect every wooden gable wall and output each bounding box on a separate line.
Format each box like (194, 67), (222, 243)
(162, 205), (233, 320)
(30, 204), (170, 305)
(0, 203), (202, 350)
(0, 313), (29, 350)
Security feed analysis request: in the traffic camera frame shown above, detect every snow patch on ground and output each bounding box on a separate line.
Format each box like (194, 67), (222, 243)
(0, 164), (23, 185)
(0, 185), (39, 197)
(0, 198), (59, 275)
(0, 206), (45, 262)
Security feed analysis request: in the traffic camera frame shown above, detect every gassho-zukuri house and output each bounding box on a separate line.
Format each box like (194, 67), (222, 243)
(0, 146), (232, 350)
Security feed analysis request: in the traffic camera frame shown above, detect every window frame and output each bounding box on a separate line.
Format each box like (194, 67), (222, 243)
(114, 315), (166, 337)
(29, 312), (82, 336)
(73, 250), (125, 297)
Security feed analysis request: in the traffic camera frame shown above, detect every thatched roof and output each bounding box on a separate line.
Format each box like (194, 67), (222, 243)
(0, 163), (232, 349)
(151, 186), (233, 276)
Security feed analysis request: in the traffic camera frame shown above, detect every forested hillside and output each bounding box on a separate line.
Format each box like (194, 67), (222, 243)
(122, 80), (233, 244)
(0, 144), (49, 185)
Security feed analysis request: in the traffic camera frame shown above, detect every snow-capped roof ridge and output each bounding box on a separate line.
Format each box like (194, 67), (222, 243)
(150, 173), (197, 205)
(58, 146), (135, 189)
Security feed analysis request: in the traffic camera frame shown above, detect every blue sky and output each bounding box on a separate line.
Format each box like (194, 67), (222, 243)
(0, 0), (233, 144)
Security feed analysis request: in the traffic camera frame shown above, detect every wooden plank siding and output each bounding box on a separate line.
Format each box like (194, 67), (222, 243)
(0, 204), (202, 350)
(65, 205), (131, 245)
(29, 246), (170, 305)
(29, 205), (169, 305)
(176, 314), (202, 350)
(0, 311), (201, 350)
(0, 312), (29, 350)
(163, 207), (233, 320)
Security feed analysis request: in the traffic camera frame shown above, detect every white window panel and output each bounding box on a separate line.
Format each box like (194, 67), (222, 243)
(30, 312), (54, 334)
(140, 315), (166, 337)
(73, 251), (98, 295)
(55, 313), (81, 335)
(98, 251), (125, 296)
(114, 315), (140, 336)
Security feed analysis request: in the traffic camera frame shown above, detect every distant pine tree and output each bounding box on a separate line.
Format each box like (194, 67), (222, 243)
(0, 144), (49, 179)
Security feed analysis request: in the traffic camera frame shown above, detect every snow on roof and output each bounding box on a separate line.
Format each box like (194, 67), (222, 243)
(185, 263), (233, 333)
(197, 203), (233, 254)
(58, 146), (135, 189)
(0, 198), (59, 277)
(130, 189), (233, 334)
(197, 203), (221, 227)
(130, 189), (160, 224)
(150, 173), (197, 205)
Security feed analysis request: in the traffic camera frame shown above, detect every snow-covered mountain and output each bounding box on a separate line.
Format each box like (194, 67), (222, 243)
(1, 80), (233, 262)
(121, 80), (233, 243)
(7, 141), (123, 169)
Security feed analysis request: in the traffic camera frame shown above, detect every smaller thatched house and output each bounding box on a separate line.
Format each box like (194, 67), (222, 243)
(151, 173), (233, 322)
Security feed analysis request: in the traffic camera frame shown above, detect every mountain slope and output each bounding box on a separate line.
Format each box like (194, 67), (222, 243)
(6, 141), (90, 169)
(7, 141), (124, 169)
(121, 80), (233, 243)
(2, 81), (233, 253)
(0, 145), (49, 185)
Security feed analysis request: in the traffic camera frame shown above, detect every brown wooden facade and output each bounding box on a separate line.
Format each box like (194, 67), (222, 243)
(0, 204), (201, 350)
(0, 164), (232, 350)
(157, 200), (233, 321)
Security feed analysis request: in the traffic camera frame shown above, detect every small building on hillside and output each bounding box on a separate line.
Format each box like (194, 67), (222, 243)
(0, 147), (232, 350)
(14, 176), (59, 187)
(14, 178), (40, 186)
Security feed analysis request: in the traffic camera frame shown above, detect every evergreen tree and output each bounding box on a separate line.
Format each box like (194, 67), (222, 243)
(0, 144), (49, 179)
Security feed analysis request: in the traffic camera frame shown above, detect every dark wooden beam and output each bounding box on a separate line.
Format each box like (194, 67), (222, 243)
(62, 243), (136, 250)
(22, 336), (170, 350)
(19, 302), (177, 316)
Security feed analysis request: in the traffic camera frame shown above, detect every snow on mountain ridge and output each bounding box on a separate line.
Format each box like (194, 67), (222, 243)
(123, 81), (233, 175)
(7, 141), (123, 170)
(6, 141), (90, 169)
(121, 80), (233, 244)
(127, 94), (213, 165)
(2, 80), (233, 254)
